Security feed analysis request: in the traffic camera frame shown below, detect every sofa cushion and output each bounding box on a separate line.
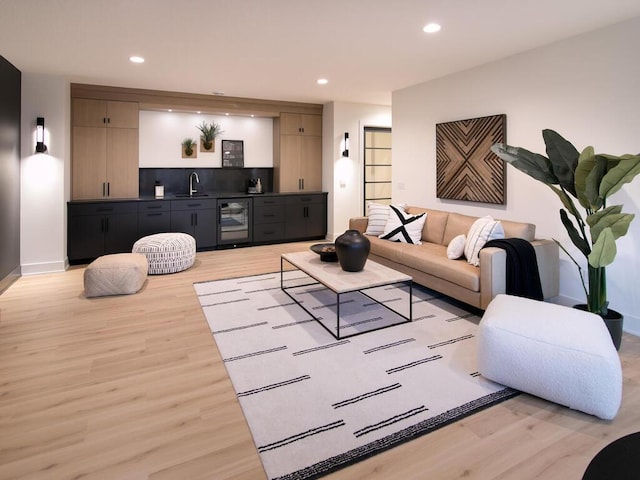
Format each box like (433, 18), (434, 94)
(379, 206), (426, 244)
(369, 236), (480, 291)
(406, 207), (449, 245)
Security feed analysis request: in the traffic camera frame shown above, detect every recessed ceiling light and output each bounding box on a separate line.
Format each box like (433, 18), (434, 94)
(196, 111), (201, 114)
(317, 78), (328, 85)
(422, 23), (441, 33)
(167, 109), (172, 112)
(225, 113), (229, 116)
(129, 56), (145, 63)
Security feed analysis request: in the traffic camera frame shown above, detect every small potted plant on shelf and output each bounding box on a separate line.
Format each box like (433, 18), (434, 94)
(182, 138), (197, 158)
(196, 121), (224, 152)
(492, 129), (640, 349)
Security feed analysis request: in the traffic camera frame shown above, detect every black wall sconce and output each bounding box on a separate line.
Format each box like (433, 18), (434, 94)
(342, 132), (349, 157)
(35, 117), (48, 153)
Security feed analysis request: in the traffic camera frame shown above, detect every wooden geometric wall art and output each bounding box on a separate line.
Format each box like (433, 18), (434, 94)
(436, 114), (506, 204)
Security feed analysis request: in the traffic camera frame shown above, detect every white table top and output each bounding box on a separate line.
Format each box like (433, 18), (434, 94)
(282, 251), (412, 294)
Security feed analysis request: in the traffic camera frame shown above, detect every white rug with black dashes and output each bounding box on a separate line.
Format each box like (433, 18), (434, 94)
(194, 271), (517, 480)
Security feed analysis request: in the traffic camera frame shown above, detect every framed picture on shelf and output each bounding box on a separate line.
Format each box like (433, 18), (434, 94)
(222, 140), (244, 167)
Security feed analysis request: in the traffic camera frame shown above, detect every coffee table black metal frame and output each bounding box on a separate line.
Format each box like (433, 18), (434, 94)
(280, 251), (412, 340)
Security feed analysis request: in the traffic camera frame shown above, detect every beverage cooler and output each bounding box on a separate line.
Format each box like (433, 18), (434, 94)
(217, 198), (252, 247)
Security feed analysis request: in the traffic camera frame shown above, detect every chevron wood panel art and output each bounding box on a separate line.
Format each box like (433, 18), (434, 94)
(436, 114), (506, 204)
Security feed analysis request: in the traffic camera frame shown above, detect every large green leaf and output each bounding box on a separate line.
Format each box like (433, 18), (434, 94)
(586, 205), (623, 227)
(588, 227), (616, 268)
(575, 147), (595, 209)
(542, 129), (579, 196)
(584, 155), (608, 210)
(559, 208), (590, 257)
(491, 144), (558, 185)
(587, 210), (634, 243)
(599, 155), (640, 199)
(549, 185), (584, 224)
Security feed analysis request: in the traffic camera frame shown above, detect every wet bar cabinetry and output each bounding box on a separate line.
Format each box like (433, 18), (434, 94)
(71, 98), (139, 200)
(170, 198), (218, 249)
(67, 193), (326, 264)
(273, 113), (323, 192)
(68, 202), (138, 262)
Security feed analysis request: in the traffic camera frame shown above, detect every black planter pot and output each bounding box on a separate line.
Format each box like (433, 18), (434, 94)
(335, 229), (370, 272)
(574, 304), (623, 351)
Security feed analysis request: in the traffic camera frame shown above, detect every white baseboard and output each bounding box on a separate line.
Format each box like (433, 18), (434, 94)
(551, 295), (640, 337)
(21, 259), (68, 276)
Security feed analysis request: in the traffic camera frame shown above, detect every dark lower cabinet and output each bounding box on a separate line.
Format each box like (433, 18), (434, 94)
(138, 200), (171, 237)
(170, 199), (217, 249)
(284, 194), (327, 240)
(67, 193), (326, 262)
(253, 196), (286, 243)
(68, 202), (138, 263)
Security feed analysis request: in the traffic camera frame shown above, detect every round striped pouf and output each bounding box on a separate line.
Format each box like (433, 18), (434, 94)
(132, 233), (196, 274)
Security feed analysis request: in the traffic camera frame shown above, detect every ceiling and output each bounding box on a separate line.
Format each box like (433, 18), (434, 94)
(1, 0), (640, 106)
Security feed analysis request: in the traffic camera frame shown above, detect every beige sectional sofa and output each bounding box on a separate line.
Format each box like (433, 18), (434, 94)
(349, 206), (559, 309)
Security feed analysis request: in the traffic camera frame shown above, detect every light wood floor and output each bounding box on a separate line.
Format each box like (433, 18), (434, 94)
(1, 242), (639, 480)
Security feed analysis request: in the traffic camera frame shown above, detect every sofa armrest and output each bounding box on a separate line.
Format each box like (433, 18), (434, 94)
(479, 239), (559, 309)
(349, 216), (368, 234)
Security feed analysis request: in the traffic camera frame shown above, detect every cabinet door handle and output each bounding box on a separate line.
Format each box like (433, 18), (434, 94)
(103, 117), (107, 124)
(107, 182), (110, 197)
(147, 205), (162, 209)
(147, 213), (162, 217)
(107, 117), (111, 124)
(102, 182), (106, 197)
(301, 178), (304, 190)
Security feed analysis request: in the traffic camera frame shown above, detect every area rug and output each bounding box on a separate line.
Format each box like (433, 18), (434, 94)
(194, 271), (517, 480)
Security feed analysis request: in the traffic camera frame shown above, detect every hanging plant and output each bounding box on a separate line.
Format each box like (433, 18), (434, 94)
(196, 121), (224, 151)
(182, 138), (196, 158)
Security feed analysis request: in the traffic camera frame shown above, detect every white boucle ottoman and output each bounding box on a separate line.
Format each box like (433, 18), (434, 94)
(84, 253), (148, 297)
(477, 294), (622, 420)
(132, 233), (196, 274)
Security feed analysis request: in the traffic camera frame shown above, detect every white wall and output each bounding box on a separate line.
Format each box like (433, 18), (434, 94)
(323, 101), (391, 239)
(393, 17), (640, 332)
(20, 74), (70, 274)
(139, 111), (273, 167)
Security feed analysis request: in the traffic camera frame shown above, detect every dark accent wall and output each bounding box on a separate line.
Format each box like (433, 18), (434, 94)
(139, 167), (273, 197)
(0, 55), (21, 293)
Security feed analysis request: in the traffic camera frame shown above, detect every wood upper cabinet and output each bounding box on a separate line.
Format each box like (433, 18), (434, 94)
(72, 99), (139, 128)
(71, 99), (139, 200)
(279, 113), (322, 136)
(274, 113), (322, 192)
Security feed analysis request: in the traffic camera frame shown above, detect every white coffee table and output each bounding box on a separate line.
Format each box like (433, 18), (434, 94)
(281, 251), (413, 339)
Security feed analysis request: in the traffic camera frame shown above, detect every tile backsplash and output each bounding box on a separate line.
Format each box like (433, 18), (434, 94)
(139, 167), (274, 196)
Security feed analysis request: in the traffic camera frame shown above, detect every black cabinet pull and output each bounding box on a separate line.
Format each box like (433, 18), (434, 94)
(97, 207), (114, 212)
(264, 214), (275, 218)
(107, 182), (110, 197)
(187, 203), (200, 207)
(102, 182), (106, 197)
(147, 213), (162, 217)
(147, 205), (162, 209)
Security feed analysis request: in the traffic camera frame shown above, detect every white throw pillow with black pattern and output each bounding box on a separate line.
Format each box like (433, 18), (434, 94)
(365, 202), (406, 236)
(464, 216), (505, 266)
(379, 205), (426, 244)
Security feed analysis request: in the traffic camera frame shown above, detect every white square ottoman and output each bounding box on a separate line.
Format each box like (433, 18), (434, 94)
(84, 253), (148, 298)
(477, 294), (622, 420)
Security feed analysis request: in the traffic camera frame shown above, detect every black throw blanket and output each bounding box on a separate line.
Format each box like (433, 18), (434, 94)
(483, 238), (543, 300)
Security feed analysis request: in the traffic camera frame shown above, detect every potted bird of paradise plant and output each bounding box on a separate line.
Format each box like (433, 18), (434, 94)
(492, 130), (640, 349)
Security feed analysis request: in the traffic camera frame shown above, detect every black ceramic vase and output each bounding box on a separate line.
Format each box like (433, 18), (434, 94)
(335, 229), (370, 272)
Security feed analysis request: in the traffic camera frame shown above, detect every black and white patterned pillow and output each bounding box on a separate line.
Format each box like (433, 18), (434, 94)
(365, 202), (406, 236)
(379, 205), (426, 244)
